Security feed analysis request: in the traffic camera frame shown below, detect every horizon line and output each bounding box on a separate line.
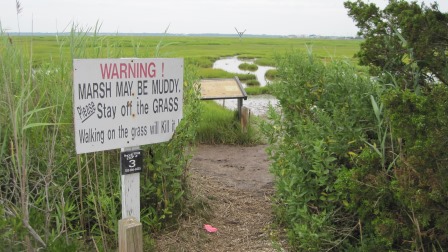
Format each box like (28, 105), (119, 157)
(5, 31), (360, 38)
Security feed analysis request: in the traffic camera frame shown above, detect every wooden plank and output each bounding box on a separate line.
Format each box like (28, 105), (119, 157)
(241, 106), (250, 133)
(237, 98), (243, 119)
(119, 217), (143, 252)
(120, 147), (142, 251)
(121, 172), (140, 221)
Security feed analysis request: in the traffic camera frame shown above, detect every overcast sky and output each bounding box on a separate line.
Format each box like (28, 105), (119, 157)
(1, 0), (447, 36)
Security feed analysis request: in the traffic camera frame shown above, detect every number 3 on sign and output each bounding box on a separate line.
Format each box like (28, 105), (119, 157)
(121, 149), (143, 175)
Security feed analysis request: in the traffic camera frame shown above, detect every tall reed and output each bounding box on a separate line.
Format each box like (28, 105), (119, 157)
(0, 23), (201, 251)
(1, 27), (66, 250)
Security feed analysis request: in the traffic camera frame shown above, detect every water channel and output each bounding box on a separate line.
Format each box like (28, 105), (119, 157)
(213, 56), (275, 87)
(212, 56), (279, 116)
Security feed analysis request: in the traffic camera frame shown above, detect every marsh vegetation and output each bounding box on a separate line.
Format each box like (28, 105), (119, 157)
(4, 1), (448, 250)
(1, 24), (363, 250)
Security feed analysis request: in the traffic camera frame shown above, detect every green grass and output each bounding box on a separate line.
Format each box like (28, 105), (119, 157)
(245, 79), (260, 86)
(245, 86), (272, 95)
(1, 28), (203, 251)
(198, 68), (257, 82)
(198, 68), (237, 79)
(196, 101), (262, 145)
(236, 73), (257, 81)
(265, 69), (278, 81)
(10, 35), (361, 148)
(254, 58), (276, 66)
(239, 63), (258, 71)
(15, 35), (361, 80)
(2, 29), (363, 250)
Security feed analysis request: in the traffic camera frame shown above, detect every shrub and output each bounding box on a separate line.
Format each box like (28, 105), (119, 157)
(262, 50), (381, 250)
(264, 48), (448, 250)
(381, 86), (448, 249)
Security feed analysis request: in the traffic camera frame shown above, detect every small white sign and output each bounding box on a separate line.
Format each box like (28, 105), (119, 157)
(73, 58), (183, 154)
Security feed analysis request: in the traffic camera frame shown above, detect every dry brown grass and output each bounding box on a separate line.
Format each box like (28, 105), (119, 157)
(155, 170), (285, 252)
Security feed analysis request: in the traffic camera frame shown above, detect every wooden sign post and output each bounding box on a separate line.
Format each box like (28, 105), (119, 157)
(73, 58), (184, 251)
(121, 147), (143, 221)
(119, 147), (143, 251)
(119, 217), (142, 252)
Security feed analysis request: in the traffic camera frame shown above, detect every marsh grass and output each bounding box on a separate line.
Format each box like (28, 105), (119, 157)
(1, 20), (362, 251)
(245, 86), (272, 95)
(239, 62), (258, 71)
(198, 68), (257, 82)
(1, 27), (76, 250)
(25, 35), (361, 80)
(245, 79), (260, 86)
(0, 23), (201, 251)
(234, 73), (257, 82)
(196, 101), (262, 145)
(254, 58), (276, 66)
(265, 69), (278, 81)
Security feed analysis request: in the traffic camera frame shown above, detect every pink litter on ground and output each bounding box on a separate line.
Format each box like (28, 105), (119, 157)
(204, 224), (218, 233)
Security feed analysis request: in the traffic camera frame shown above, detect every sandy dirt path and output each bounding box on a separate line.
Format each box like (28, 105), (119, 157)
(155, 144), (285, 251)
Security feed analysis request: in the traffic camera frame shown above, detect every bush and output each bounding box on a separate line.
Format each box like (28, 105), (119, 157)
(264, 49), (448, 250)
(337, 85), (448, 251)
(382, 86), (448, 249)
(263, 50), (380, 250)
(340, 1), (448, 249)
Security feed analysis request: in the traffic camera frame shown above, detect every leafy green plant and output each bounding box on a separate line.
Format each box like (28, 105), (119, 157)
(264, 4), (448, 248)
(263, 50), (380, 250)
(382, 86), (448, 250)
(344, 1), (448, 249)
(345, 0), (448, 88)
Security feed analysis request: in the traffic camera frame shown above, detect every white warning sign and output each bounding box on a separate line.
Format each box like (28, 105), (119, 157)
(73, 58), (183, 154)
